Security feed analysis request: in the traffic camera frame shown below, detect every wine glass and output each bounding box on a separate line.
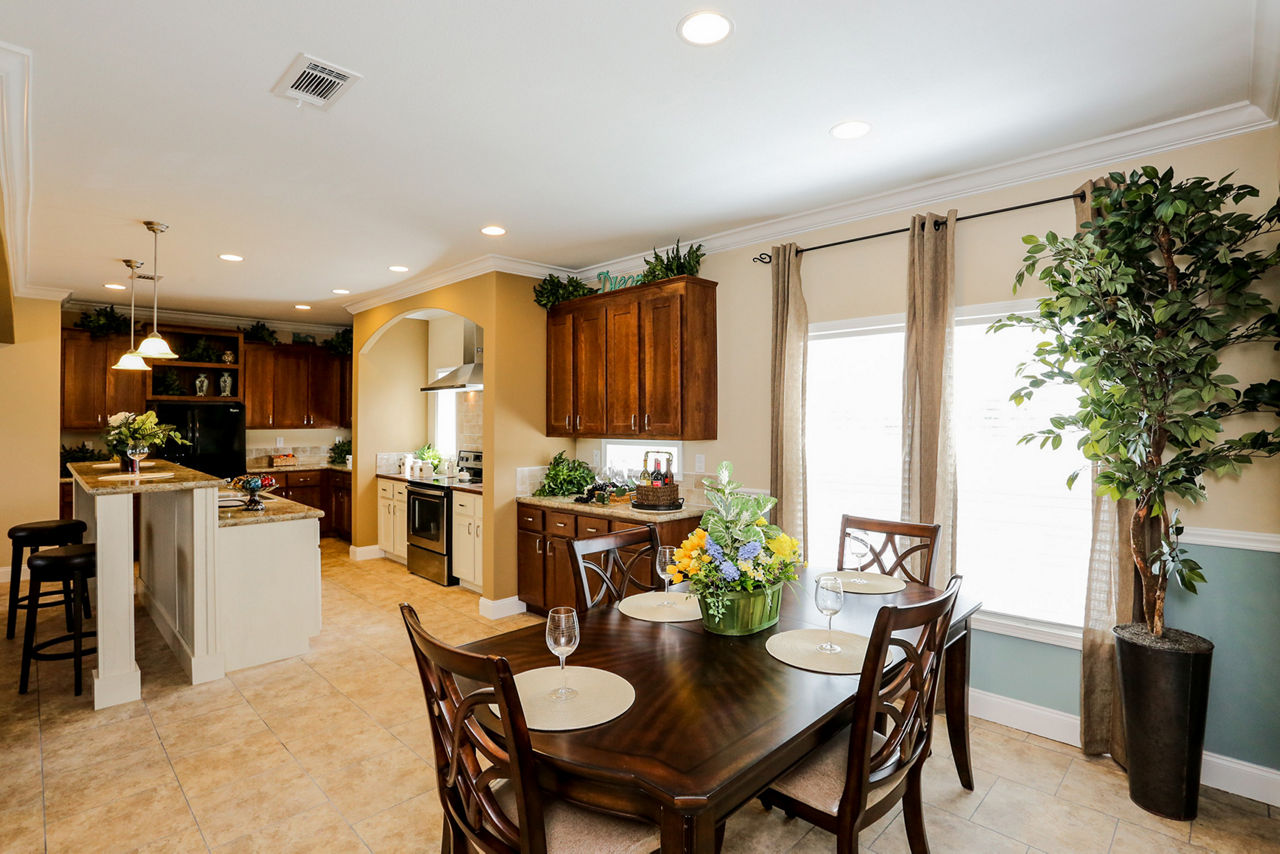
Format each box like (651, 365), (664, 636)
(655, 546), (677, 606)
(126, 443), (150, 473)
(545, 607), (579, 702)
(846, 532), (872, 570)
(815, 575), (845, 654)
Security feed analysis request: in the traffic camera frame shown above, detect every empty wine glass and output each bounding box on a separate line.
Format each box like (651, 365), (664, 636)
(846, 533), (872, 570)
(545, 607), (579, 702)
(655, 546), (677, 606)
(815, 575), (845, 654)
(126, 443), (150, 473)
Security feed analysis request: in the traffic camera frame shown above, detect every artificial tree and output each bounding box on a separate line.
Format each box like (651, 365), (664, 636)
(993, 167), (1280, 638)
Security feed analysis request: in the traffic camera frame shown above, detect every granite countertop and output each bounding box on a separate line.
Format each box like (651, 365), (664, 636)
(517, 494), (707, 524)
(377, 472), (485, 495)
(218, 493), (325, 528)
(245, 463), (351, 475)
(68, 460), (223, 496)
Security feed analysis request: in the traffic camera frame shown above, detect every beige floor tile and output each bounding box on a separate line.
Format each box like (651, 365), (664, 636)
(283, 712), (402, 777)
(721, 801), (815, 853)
(787, 825), (876, 853)
(1189, 796), (1280, 853)
(969, 726), (1072, 794)
(257, 691), (371, 744)
(231, 661), (343, 716)
(0, 801), (45, 852)
(186, 761), (327, 848)
(388, 716), (435, 764)
(129, 826), (211, 853)
(316, 742), (435, 823)
(144, 677), (245, 728)
(1110, 820), (1211, 853)
(43, 740), (176, 821)
(972, 777), (1117, 854)
(1055, 758), (1190, 840)
(919, 753), (998, 820)
(170, 730), (296, 797)
(156, 701), (266, 757)
(45, 779), (198, 854)
(215, 803), (366, 853)
(0, 753), (43, 811)
(42, 713), (160, 773)
(38, 693), (149, 740)
(871, 803), (1028, 854)
(971, 716), (1031, 742)
(354, 792), (445, 854)
(343, 679), (427, 730)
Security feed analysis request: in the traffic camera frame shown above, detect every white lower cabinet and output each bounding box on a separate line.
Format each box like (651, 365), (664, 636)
(451, 491), (483, 588)
(377, 478), (408, 562)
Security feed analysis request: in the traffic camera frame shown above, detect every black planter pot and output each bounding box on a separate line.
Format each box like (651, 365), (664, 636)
(1113, 623), (1214, 820)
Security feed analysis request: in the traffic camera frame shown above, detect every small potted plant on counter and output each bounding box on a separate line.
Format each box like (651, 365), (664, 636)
(533, 451), (596, 496)
(103, 411), (188, 472)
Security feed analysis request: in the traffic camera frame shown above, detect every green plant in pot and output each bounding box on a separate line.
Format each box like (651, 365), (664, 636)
(992, 167), (1280, 819)
(533, 451), (595, 496)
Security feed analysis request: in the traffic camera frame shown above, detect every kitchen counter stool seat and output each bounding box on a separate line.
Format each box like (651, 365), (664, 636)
(19, 544), (97, 696)
(7, 519), (88, 640)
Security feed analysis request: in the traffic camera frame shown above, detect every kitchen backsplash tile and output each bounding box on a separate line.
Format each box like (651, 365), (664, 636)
(516, 466), (548, 496)
(245, 445), (329, 468)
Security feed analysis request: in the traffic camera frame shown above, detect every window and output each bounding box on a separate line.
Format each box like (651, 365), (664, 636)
(603, 440), (681, 481)
(805, 312), (1091, 626)
(433, 369), (458, 459)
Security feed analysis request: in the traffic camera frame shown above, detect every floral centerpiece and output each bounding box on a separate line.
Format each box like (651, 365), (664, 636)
(103, 411), (187, 472)
(668, 462), (803, 635)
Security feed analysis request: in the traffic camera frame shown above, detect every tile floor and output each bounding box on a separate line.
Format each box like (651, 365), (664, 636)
(1, 538), (1277, 853)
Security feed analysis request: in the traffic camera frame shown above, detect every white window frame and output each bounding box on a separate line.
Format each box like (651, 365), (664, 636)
(602, 439), (683, 480)
(433, 368), (458, 460)
(807, 298), (1084, 648)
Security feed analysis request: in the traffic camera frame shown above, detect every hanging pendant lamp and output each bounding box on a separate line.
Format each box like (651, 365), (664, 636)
(134, 220), (179, 359)
(111, 259), (151, 371)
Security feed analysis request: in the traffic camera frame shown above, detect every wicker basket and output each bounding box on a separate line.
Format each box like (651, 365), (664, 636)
(634, 482), (679, 506)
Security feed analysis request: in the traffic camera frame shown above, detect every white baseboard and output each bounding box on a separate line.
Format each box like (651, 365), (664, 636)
(348, 544), (385, 561)
(968, 688), (1280, 807)
(478, 596), (527, 620)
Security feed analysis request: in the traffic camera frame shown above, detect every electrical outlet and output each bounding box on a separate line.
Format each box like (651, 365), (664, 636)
(592, 449), (601, 468)
(695, 454), (706, 473)
(276, 437), (284, 448)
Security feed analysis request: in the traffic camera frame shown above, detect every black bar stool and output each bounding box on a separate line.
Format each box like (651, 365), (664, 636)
(20, 544), (97, 696)
(7, 519), (89, 640)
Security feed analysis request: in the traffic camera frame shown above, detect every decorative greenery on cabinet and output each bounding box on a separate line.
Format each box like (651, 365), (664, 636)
(533, 274), (595, 309)
(638, 239), (705, 284)
(74, 305), (132, 338)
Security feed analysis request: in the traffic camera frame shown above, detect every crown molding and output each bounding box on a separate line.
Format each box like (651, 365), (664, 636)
(1252, 0), (1280, 120)
(0, 41), (32, 298)
(343, 254), (573, 315)
(21, 285), (71, 302)
(64, 299), (348, 337)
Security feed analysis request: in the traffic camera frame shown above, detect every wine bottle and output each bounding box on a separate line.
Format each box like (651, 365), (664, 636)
(652, 460), (663, 487)
(664, 463), (673, 486)
(639, 461), (650, 484)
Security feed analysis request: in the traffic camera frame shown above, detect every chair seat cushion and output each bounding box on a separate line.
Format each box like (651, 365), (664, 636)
(26, 544), (97, 577)
(9, 519), (86, 547)
(495, 784), (659, 854)
(771, 727), (907, 817)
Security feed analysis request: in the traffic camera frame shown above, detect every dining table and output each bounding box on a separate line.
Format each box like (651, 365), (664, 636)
(460, 567), (982, 853)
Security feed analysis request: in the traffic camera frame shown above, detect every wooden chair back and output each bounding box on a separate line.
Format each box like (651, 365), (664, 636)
(836, 515), (941, 585)
(840, 576), (961, 830)
(567, 524), (660, 614)
(400, 603), (547, 854)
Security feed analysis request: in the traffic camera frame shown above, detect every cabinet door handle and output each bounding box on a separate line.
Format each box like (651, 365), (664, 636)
(576, 415), (581, 430)
(644, 413), (650, 430)
(564, 415), (570, 428)
(631, 414), (637, 430)
(467, 521), (473, 536)
(536, 539), (543, 555)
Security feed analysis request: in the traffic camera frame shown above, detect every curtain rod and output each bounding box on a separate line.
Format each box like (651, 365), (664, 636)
(749, 191), (1086, 264)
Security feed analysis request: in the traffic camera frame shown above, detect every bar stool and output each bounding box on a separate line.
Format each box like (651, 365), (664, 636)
(20, 544), (97, 696)
(7, 519), (88, 640)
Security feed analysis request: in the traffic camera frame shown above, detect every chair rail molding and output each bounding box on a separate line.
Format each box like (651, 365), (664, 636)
(1180, 527), (1280, 554)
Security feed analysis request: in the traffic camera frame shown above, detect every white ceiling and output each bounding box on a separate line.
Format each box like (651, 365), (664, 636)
(0, 0), (1273, 323)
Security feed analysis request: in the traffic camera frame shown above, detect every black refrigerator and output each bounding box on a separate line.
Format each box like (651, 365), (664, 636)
(151, 402), (247, 479)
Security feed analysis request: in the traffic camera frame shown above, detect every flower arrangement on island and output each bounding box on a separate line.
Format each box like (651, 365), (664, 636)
(103, 411), (187, 460)
(667, 461), (803, 619)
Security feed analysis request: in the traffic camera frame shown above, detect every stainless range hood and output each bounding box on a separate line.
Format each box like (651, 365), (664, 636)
(422, 321), (484, 391)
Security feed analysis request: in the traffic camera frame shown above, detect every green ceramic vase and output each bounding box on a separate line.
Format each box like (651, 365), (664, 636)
(698, 582), (784, 636)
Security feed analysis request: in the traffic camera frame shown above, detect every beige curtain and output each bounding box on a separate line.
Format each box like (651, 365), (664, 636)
(901, 211), (957, 586)
(770, 244), (808, 553)
(1076, 179), (1136, 765)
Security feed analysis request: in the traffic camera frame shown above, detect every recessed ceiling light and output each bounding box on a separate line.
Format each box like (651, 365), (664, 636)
(480, 225), (506, 236)
(295, 304), (311, 310)
(678, 11), (733, 45)
(332, 289), (350, 295)
(218, 253), (244, 262)
(104, 282), (127, 290)
(830, 120), (872, 140)
(388, 265), (409, 273)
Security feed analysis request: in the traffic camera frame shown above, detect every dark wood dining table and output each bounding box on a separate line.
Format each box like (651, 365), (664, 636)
(461, 568), (981, 853)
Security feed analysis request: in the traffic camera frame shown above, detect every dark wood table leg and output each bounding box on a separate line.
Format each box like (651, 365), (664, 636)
(661, 809), (719, 853)
(944, 621), (975, 790)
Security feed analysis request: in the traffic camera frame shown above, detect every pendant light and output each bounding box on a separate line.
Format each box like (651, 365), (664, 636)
(110, 259), (151, 371)
(134, 220), (179, 359)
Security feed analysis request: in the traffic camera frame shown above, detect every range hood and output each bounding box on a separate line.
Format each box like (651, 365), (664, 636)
(422, 321), (484, 392)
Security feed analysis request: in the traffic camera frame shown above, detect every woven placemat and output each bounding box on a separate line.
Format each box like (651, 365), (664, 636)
(766, 629), (870, 675)
(96, 472), (175, 482)
(818, 570), (907, 594)
(91, 461), (155, 469)
(510, 666), (635, 731)
(617, 591), (702, 623)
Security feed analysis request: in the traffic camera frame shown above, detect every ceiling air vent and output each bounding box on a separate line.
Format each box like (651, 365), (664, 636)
(271, 53), (362, 110)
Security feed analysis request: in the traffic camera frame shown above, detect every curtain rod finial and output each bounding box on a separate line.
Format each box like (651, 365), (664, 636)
(752, 253), (772, 264)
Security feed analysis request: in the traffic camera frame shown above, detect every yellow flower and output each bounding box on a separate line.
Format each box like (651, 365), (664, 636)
(687, 564), (701, 576)
(755, 517), (767, 526)
(670, 572), (684, 584)
(767, 534), (798, 558)
(674, 548), (687, 560)
(738, 560), (753, 575)
(701, 554), (713, 563)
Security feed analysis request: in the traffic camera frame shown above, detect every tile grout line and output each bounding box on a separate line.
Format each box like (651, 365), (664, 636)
(141, 674), (214, 852)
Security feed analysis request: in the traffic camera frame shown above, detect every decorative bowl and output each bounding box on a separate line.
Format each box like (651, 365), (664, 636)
(229, 474), (278, 511)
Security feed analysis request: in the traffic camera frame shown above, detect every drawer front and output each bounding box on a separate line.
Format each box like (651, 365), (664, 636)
(610, 519), (651, 534)
(454, 493), (477, 517)
(576, 516), (609, 538)
(378, 481), (393, 499)
(392, 483), (408, 501)
(289, 470), (324, 487)
(518, 506), (544, 532)
(330, 471), (351, 488)
(545, 510), (576, 536)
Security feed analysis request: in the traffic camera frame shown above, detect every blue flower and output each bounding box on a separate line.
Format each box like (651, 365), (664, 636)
(704, 540), (724, 562)
(737, 541), (762, 561)
(720, 561), (740, 581)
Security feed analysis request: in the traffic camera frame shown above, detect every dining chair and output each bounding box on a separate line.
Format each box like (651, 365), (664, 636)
(757, 576), (962, 854)
(399, 604), (660, 854)
(837, 515), (941, 586)
(567, 524), (661, 614)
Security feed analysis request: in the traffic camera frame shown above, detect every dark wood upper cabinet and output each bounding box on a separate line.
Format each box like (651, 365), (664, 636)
(338, 355), (353, 429)
(104, 334), (148, 417)
(546, 312), (575, 436)
(61, 331), (108, 429)
(243, 343), (276, 428)
(307, 349), (342, 429)
(272, 346), (312, 428)
(544, 276), (717, 440)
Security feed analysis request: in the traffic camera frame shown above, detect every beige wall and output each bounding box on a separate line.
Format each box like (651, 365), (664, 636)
(353, 272), (570, 601)
(0, 297), (61, 533)
(673, 126), (1280, 535)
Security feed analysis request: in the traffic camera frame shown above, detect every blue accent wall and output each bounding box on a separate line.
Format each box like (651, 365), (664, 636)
(969, 543), (1279, 772)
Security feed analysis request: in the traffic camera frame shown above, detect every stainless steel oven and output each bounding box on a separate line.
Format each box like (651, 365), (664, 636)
(407, 483), (455, 585)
